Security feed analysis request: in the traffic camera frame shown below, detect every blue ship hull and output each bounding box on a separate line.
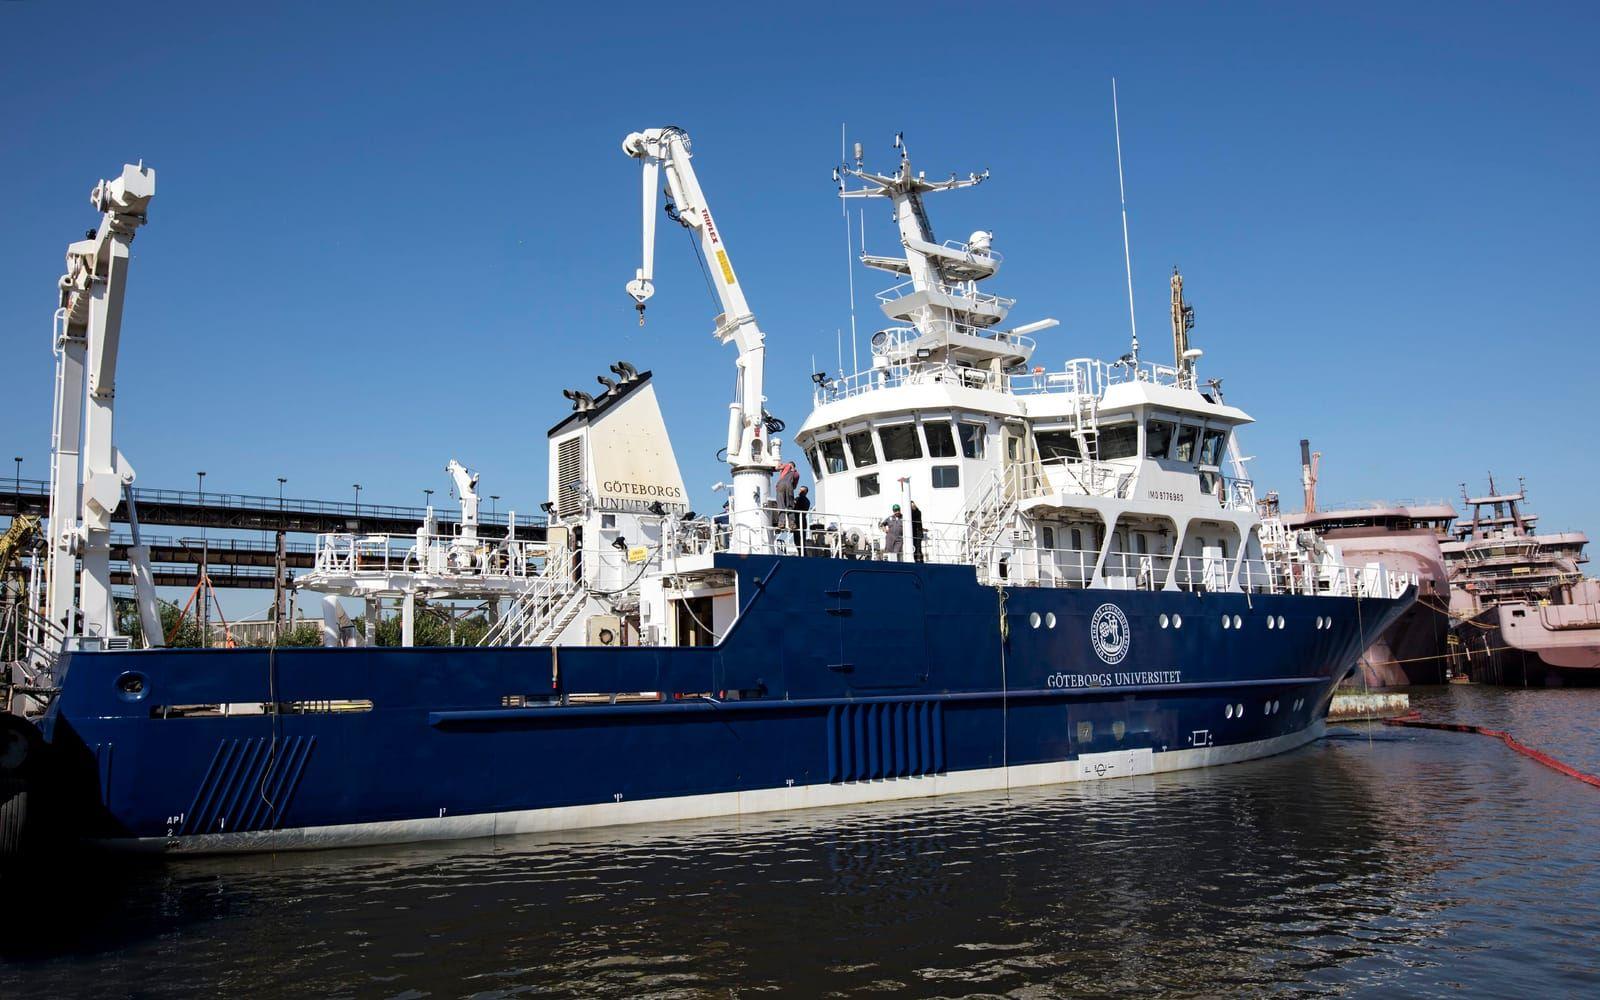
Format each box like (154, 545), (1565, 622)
(36, 555), (1408, 853)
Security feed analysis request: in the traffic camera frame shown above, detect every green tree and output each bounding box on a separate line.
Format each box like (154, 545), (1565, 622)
(115, 596), (200, 648)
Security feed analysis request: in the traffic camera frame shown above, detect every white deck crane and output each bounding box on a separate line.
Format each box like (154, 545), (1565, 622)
(446, 459), (481, 542)
(623, 127), (778, 551)
(43, 163), (162, 658)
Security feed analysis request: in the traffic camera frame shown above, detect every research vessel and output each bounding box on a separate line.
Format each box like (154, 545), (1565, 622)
(5, 133), (1413, 854)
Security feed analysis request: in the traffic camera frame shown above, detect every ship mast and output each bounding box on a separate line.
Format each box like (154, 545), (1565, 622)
(835, 135), (1055, 378)
(1170, 267), (1196, 383)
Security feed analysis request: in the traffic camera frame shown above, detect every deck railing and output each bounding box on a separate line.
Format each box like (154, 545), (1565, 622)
(661, 509), (1413, 600)
(812, 353), (1201, 407)
(307, 531), (542, 581)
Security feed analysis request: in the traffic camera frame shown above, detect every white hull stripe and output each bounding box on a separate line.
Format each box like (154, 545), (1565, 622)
(110, 723), (1325, 854)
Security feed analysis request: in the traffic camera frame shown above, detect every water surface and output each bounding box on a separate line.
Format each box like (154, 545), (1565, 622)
(4, 686), (1597, 997)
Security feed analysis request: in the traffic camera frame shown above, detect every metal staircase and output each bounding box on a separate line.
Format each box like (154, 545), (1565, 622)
(1073, 375), (1100, 464)
(962, 467), (1022, 567)
(477, 546), (585, 647)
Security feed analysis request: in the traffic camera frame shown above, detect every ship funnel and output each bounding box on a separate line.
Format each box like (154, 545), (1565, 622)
(1299, 438), (1321, 513)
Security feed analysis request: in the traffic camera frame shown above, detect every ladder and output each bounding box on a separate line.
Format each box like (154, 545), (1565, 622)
(1073, 382), (1100, 465)
(962, 466), (1022, 568)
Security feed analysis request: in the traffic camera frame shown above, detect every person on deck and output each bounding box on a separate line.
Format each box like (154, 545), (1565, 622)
(911, 500), (926, 562)
(882, 505), (904, 561)
(775, 461), (798, 510)
(793, 485), (812, 553)
(774, 460), (798, 549)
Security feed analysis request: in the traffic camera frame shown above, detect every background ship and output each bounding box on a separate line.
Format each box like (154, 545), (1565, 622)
(1277, 441), (1457, 687)
(1444, 478), (1600, 685)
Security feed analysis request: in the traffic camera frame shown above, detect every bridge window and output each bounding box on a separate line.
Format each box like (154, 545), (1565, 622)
(1099, 424), (1138, 460)
(857, 473), (880, 498)
(819, 438), (847, 474)
(958, 423), (986, 459)
(1035, 430), (1082, 462)
(879, 424), (922, 462)
(1146, 420), (1175, 459)
(1174, 425), (1198, 462)
(847, 430), (877, 468)
(1200, 429), (1227, 466)
(924, 420), (958, 458)
(932, 465), (960, 489)
(805, 447), (822, 479)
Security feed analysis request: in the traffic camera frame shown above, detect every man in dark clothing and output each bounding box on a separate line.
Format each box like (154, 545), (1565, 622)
(774, 461), (798, 510)
(773, 460), (799, 551)
(792, 485), (812, 553)
(882, 504), (904, 561)
(910, 501), (926, 562)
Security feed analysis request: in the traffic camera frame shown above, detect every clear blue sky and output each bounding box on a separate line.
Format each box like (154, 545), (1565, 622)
(3, 2), (1597, 535)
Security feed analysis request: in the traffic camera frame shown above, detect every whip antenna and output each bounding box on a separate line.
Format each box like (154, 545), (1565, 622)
(1113, 78), (1139, 364)
(841, 123), (861, 376)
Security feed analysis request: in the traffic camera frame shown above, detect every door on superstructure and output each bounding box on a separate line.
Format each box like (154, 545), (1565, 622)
(674, 596), (716, 647)
(1002, 421), (1037, 498)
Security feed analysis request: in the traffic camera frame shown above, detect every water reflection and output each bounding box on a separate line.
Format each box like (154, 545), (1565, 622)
(5, 700), (1599, 997)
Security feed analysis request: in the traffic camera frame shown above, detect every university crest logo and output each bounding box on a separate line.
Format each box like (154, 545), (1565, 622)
(1090, 603), (1130, 665)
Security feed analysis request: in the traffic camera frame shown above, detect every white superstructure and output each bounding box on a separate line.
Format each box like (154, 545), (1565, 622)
(788, 137), (1266, 591)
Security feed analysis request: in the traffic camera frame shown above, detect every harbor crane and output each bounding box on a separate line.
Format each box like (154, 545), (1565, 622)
(623, 127), (778, 551)
(42, 163), (163, 664)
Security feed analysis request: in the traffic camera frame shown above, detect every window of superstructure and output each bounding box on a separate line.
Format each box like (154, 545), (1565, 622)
(857, 473), (880, 497)
(932, 465), (959, 489)
(1071, 527), (1084, 550)
(847, 430), (877, 468)
(1099, 423), (1138, 460)
(1145, 420), (1175, 459)
(1174, 425), (1199, 463)
(958, 423), (986, 459)
(1035, 430), (1082, 462)
(819, 438), (847, 474)
(879, 423), (922, 462)
(1042, 526), (1056, 549)
(1199, 429), (1227, 466)
(804, 447), (822, 479)
(924, 420), (958, 458)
